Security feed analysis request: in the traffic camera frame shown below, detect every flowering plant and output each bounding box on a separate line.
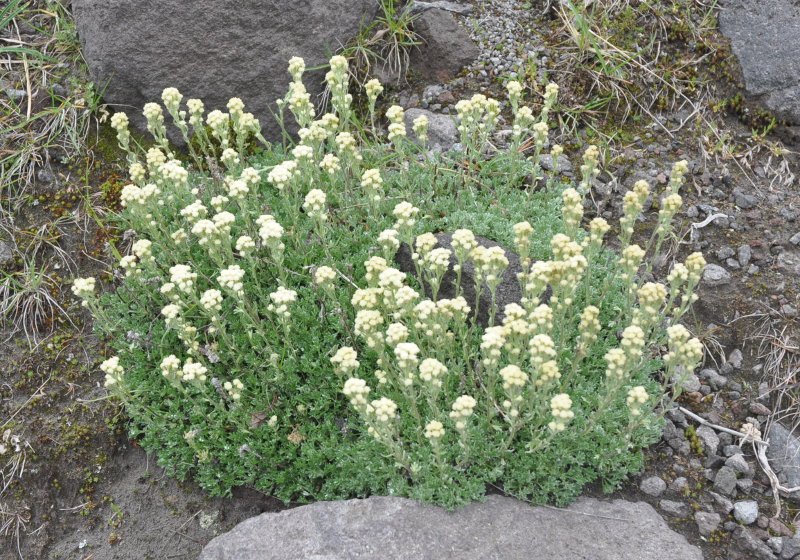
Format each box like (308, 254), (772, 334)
(77, 55), (705, 508)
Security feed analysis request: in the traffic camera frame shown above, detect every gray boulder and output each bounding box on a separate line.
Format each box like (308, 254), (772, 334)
(408, 8), (479, 82)
(767, 423), (800, 503)
(199, 495), (704, 560)
(72, 0), (376, 142)
(395, 233), (546, 327)
(719, 0), (800, 124)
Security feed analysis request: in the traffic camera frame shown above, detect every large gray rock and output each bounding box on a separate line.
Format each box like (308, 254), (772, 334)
(719, 0), (800, 124)
(767, 423), (800, 503)
(395, 233), (544, 327)
(72, 0), (376, 141)
(408, 8), (479, 82)
(199, 495), (704, 560)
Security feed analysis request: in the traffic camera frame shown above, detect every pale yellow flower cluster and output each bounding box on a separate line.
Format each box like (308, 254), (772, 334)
(71, 277), (96, 300)
(267, 286), (298, 319)
(100, 356), (125, 387)
(561, 188), (583, 233)
(170, 264), (197, 293)
(620, 180), (650, 241)
(633, 282), (667, 329)
(235, 235), (255, 256)
(119, 255), (139, 277)
(200, 288), (223, 314)
(320, 153), (341, 174)
(129, 162), (146, 184)
(548, 393), (573, 432)
(578, 304), (601, 337)
(513, 221), (534, 259)
(286, 81), (315, 126)
(626, 385), (648, 416)
(365, 79), (384, 102)
(664, 324), (703, 369)
(331, 346), (360, 376)
(303, 189), (327, 221)
(419, 358), (447, 388)
(257, 215), (285, 248)
(224, 379), (244, 401)
(471, 245), (509, 288)
(335, 131), (362, 161)
(394, 342), (421, 373)
(160, 355), (181, 380)
(370, 397), (398, 424)
(218, 265), (245, 297)
(533, 121), (548, 146)
(180, 200), (207, 222)
(386, 105), (406, 141)
(500, 364), (528, 391)
(355, 309), (384, 348)
(452, 229), (478, 263)
(314, 265), (336, 286)
(455, 94), (501, 147)
(412, 115), (429, 143)
(343, 377), (371, 409)
(385, 322), (409, 347)
(449, 395), (477, 430)
(288, 56), (305, 82)
(181, 359), (208, 383)
(621, 325), (646, 358)
(361, 169), (383, 202)
(268, 160), (299, 191)
(618, 244), (645, 274)
(424, 420), (445, 441)
(351, 287), (382, 310)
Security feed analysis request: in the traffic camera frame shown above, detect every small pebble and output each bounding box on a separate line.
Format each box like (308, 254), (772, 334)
(640, 476), (667, 497)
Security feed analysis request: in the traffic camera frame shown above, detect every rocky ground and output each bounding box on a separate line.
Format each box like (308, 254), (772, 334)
(2, 0), (800, 559)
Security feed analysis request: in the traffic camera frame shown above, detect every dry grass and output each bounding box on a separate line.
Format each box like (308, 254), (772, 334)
(1, 0), (100, 209)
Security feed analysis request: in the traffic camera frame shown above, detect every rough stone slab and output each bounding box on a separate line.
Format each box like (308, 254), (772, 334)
(719, 0), (800, 124)
(72, 0), (376, 142)
(199, 495), (703, 560)
(408, 8), (479, 82)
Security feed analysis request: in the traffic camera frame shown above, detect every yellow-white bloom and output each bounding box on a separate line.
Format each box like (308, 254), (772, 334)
(100, 356), (125, 387)
(314, 266), (336, 286)
(71, 277), (96, 299)
(343, 377), (370, 408)
(548, 393), (574, 432)
(331, 347), (360, 375)
(424, 420), (445, 441)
